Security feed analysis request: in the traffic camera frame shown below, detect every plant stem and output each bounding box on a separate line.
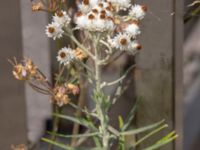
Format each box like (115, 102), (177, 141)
(48, 105), (60, 150)
(94, 34), (110, 150)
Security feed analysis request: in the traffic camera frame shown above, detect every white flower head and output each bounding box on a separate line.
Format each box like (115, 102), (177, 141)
(78, 0), (92, 14)
(46, 22), (64, 40)
(90, 0), (99, 7)
(107, 0), (131, 10)
(124, 22), (141, 37)
(75, 12), (88, 29)
(129, 4), (147, 20)
(75, 1), (115, 32)
(108, 33), (132, 50)
(53, 10), (71, 27)
(57, 47), (75, 65)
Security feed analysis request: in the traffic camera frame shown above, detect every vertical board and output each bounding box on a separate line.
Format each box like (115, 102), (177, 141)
(135, 0), (183, 149)
(173, 0), (183, 149)
(20, 0), (52, 143)
(0, 0), (27, 149)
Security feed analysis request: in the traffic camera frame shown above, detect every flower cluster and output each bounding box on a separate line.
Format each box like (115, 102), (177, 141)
(107, 4), (147, 54)
(75, 1), (115, 32)
(10, 58), (38, 81)
(46, 10), (71, 40)
(52, 83), (79, 107)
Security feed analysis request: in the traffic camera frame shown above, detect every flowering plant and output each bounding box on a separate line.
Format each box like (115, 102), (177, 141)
(10, 0), (177, 150)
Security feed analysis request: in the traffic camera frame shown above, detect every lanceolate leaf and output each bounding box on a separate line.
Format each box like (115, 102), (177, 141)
(143, 132), (178, 150)
(120, 120), (165, 136)
(121, 97), (142, 131)
(47, 131), (99, 138)
(41, 138), (102, 150)
(53, 113), (97, 131)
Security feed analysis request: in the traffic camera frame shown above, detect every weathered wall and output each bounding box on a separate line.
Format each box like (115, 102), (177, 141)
(0, 0), (27, 149)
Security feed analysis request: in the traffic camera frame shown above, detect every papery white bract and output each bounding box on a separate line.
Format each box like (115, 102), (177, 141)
(46, 22), (64, 40)
(90, 0), (99, 7)
(124, 22), (141, 37)
(78, 0), (92, 14)
(53, 10), (71, 28)
(108, 33), (132, 50)
(75, 1), (115, 32)
(129, 4), (147, 20)
(108, 32), (141, 54)
(57, 47), (75, 65)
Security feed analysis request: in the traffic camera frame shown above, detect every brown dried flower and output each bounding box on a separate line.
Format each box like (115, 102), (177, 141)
(11, 144), (27, 150)
(10, 58), (37, 81)
(32, 2), (44, 11)
(52, 85), (70, 107)
(66, 83), (80, 95)
(74, 48), (88, 60)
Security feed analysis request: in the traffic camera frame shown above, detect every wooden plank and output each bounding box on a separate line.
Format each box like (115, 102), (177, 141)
(173, 0), (183, 149)
(0, 0), (27, 149)
(135, 0), (183, 149)
(20, 0), (52, 144)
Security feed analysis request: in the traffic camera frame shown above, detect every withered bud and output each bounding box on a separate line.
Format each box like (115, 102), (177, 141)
(83, 0), (89, 5)
(136, 44), (142, 50)
(10, 58), (37, 81)
(67, 83), (80, 95)
(11, 144), (27, 150)
(52, 85), (70, 107)
(141, 5), (147, 12)
(32, 2), (44, 12)
(74, 48), (88, 60)
(56, 10), (64, 17)
(76, 11), (83, 17)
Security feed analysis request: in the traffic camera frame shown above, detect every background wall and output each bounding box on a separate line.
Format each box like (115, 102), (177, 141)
(0, 0), (27, 149)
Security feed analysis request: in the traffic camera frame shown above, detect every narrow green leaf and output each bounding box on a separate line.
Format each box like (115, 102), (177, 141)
(47, 131), (99, 138)
(122, 97), (142, 131)
(118, 116), (124, 129)
(53, 113), (97, 131)
(143, 134), (178, 150)
(41, 138), (76, 150)
(156, 131), (177, 144)
(120, 120), (165, 136)
(41, 138), (102, 150)
(133, 124), (168, 147)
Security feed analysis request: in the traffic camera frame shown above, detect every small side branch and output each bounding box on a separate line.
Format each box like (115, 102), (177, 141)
(100, 64), (136, 89)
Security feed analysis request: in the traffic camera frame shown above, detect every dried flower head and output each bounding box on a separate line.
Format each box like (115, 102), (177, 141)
(66, 83), (80, 95)
(52, 85), (70, 107)
(11, 144), (27, 150)
(10, 58), (37, 81)
(32, 2), (44, 11)
(74, 48), (88, 60)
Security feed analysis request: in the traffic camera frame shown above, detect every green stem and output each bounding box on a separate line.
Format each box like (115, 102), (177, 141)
(94, 34), (110, 150)
(48, 105), (60, 150)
